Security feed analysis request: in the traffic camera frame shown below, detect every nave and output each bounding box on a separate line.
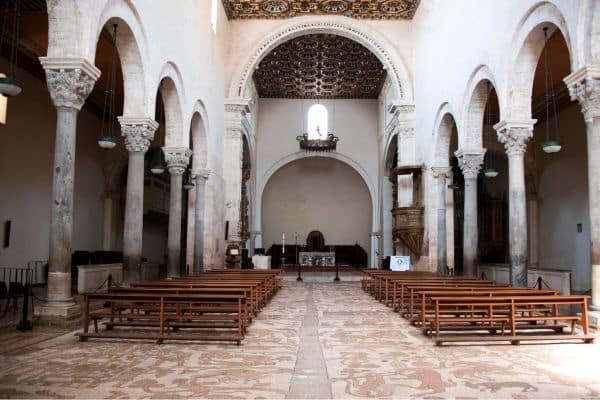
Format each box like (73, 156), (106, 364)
(0, 279), (599, 399)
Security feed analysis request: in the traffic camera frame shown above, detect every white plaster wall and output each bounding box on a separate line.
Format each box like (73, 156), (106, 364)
(535, 104), (590, 292)
(256, 98), (379, 212)
(262, 157), (371, 260)
(0, 61), (105, 266)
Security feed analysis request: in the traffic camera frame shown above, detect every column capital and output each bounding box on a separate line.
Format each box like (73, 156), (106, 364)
(163, 147), (192, 175)
(431, 166), (452, 179)
(39, 57), (100, 110)
(564, 66), (600, 123)
(494, 120), (536, 157)
(455, 148), (486, 179)
(194, 168), (212, 180)
(118, 116), (159, 153)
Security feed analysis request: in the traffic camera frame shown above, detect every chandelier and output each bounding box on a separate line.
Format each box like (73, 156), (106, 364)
(541, 26), (562, 154)
(98, 24), (119, 149)
(296, 126), (339, 152)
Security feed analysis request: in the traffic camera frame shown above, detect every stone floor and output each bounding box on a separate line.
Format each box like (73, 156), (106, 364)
(0, 281), (599, 399)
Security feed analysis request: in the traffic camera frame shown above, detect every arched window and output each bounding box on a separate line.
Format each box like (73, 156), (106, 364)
(307, 104), (328, 140)
(211, 0), (218, 33)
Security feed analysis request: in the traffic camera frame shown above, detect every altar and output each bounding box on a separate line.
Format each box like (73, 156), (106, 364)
(299, 252), (335, 266)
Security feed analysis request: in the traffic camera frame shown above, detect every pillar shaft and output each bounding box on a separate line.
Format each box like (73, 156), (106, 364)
(527, 196), (540, 266)
(119, 117), (158, 283)
(495, 121), (534, 287)
(565, 69), (600, 309)
(47, 106), (78, 304)
(432, 167), (451, 274)
(194, 170), (210, 273)
(164, 147), (192, 278)
(455, 149), (485, 277)
(37, 59), (99, 319)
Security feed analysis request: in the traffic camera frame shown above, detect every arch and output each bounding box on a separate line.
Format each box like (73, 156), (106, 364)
(157, 62), (186, 147)
(228, 16), (413, 102)
(459, 65), (499, 149)
(431, 103), (458, 167)
(92, 0), (153, 116)
(501, 2), (574, 121)
(190, 100), (210, 173)
(256, 152), (377, 233)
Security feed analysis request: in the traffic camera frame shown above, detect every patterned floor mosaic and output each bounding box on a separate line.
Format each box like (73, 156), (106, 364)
(0, 282), (599, 399)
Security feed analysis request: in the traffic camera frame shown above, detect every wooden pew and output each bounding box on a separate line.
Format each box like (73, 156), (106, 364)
(77, 291), (247, 344)
(430, 295), (595, 345)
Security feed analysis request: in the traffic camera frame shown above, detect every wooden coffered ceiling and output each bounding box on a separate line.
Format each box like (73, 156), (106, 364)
(253, 34), (387, 99)
(222, 0), (420, 20)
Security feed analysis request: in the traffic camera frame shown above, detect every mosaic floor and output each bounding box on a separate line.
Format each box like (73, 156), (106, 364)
(0, 282), (599, 399)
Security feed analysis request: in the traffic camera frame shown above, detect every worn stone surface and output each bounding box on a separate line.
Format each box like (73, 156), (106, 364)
(194, 169), (210, 273)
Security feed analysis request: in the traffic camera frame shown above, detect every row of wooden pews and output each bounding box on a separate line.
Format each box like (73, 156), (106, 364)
(362, 270), (595, 345)
(77, 270), (282, 345)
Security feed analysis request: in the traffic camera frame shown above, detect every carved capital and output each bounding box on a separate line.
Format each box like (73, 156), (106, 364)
(494, 120), (535, 157)
(225, 128), (243, 139)
(398, 127), (415, 138)
(431, 166), (452, 180)
(163, 147), (192, 175)
(455, 148), (485, 179)
(118, 116), (159, 153)
(564, 66), (600, 123)
(40, 58), (100, 110)
(194, 168), (212, 180)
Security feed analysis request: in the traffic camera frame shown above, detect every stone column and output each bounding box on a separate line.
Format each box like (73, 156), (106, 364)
(431, 167), (451, 274)
(224, 100), (250, 254)
(495, 120), (535, 287)
(102, 192), (119, 251)
(455, 149), (485, 277)
(193, 168), (211, 273)
(565, 67), (600, 310)
(163, 147), (192, 278)
(119, 117), (158, 283)
(36, 58), (99, 321)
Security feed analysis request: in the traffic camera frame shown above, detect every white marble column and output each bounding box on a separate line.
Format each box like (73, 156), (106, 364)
(455, 149), (485, 277)
(566, 67), (600, 310)
(119, 117), (158, 283)
(164, 147), (192, 278)
(431, 167), (451, 274)
(102, 192), (119, 251)
(224, 100), (250, 250)
(193, 168), (211, 273)
(495, 120), (535, 287)
(36, 58), (99, 320)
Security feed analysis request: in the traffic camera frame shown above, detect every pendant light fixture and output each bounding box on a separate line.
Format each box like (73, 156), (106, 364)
(0, 0), (23, 97)
(483, 82), (499, 178)
(98, 24), (119, 149)
(541, 26), (562, 154)
(150, 148), (165, 174)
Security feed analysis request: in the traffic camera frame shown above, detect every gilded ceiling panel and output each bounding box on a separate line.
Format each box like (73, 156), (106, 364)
(253, 34), (386, 99)
(222, 0), (419, 20)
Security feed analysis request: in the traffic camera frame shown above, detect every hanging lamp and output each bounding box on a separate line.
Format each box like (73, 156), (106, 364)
(483, 82), (499, 178)
(98, 24), (119, 149)
(541, 27), (562, 154)
(150, 148), (165, 174)
(0, 0), (23, 97)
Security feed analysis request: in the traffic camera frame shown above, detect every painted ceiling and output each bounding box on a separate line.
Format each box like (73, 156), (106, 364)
(252, 34), (387, 99)
(222, 0), (420, 20)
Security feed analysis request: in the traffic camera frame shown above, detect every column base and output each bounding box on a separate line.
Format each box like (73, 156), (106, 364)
(586, 310), (600, 329)
(34, 299), (81, 327)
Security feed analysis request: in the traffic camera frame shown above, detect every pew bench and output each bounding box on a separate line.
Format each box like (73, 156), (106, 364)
(429, 295), (594, 345)
(77, 292), (247, 345)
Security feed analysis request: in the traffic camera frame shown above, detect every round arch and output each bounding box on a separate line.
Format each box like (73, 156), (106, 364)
(157, 62), (186, 147)
(190, 100), (210, 173)
(92, 0), (153, 116)
(228, 16), (413, 102)
(431, 102), (458, 167)
(256, 152), (378, 234)
(501, 2), (574, 121)
(459, 65), (500, 149)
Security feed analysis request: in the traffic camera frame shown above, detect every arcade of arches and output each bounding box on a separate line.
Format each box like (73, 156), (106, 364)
(0, 0), (600, 398)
